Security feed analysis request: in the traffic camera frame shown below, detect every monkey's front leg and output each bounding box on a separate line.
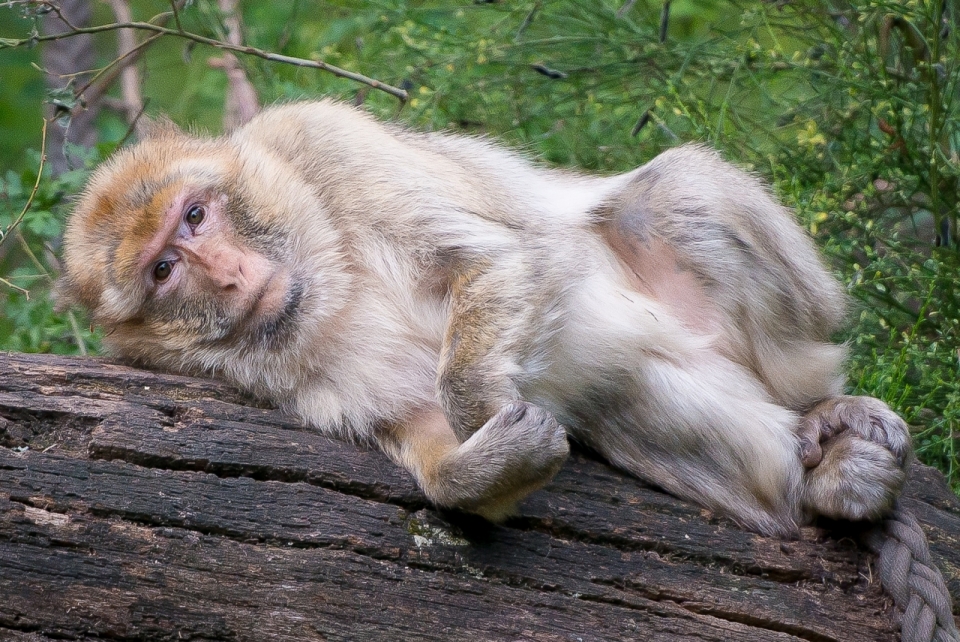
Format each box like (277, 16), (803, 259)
(382, 402), (569, 520)
(384, 267), (570, 519)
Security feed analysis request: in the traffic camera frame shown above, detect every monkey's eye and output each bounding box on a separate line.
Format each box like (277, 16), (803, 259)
(185, 204), (205, 226)
(154, 260), (173, 282)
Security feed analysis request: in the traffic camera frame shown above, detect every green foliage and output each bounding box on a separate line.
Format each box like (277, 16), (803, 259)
(0, 146), (101, 355)
(754, 1), (960, 494)
(0, 0), (957, 489)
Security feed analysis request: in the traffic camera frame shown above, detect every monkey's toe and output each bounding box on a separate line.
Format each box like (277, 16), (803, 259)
(797, 395), (911, 469)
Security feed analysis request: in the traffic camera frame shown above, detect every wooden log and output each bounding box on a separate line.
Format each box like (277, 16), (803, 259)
(0, 351), (957, 641)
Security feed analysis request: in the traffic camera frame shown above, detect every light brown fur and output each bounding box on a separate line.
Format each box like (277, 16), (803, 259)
(59, 100), (911, 536)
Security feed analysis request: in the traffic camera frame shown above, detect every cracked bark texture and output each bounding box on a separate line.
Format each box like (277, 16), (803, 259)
(0, 351), (958, 642)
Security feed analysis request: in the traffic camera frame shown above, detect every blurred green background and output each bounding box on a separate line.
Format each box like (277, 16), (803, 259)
(0, 0), (957, 491)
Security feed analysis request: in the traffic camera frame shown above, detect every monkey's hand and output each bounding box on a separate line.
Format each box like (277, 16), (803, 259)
(798, 396), (911, 522)
(428, 402), (570, 521)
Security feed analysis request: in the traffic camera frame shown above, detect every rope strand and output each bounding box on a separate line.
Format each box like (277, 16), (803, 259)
(864, 501), (959, 642)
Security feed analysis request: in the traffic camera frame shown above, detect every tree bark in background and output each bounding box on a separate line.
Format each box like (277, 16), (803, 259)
(105, 0), (145, 131)
(41, 0), (99, 175)
(212, 0), (260, 130)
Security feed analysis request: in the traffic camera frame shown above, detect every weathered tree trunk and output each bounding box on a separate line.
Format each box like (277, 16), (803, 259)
(0, 351), (957, 641)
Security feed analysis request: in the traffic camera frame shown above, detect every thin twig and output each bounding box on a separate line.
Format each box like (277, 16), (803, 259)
(81, 32), (163, 106)
(169, 0), (184, 33)
(117, 97), (149, 147)
(44, 0), (81, 32)
(216, 0), (260, 129)
(515, 2), (540, 43)
(0, 118), (48, 247)
(2, 14), (409, 101)
(67, 310), (88, 355)
(15, 230), (47, 276)
(0, 277), (29, 297)
(106, 0), (144, 124)
(659, 0), (671, 44)
(78, 0), (189, 105)
(630, 109), (651, 136)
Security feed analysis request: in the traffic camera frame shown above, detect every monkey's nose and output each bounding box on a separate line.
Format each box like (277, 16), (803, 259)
(209, 265), (244, 292)
(196, 251), (246, 292)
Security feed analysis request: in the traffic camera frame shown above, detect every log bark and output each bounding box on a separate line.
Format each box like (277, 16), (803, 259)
(0, 351), (957, 642)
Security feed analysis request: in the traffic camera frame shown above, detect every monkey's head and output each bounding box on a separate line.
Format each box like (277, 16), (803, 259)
(58, 120), (340, 386)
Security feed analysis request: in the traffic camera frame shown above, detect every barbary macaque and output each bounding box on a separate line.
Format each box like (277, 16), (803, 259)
(59, 100), (911, 536)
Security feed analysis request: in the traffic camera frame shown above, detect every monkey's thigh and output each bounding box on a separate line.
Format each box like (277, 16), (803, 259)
(553, 307), (805, 536)
(608, 359), (804, 535)
(599, 209), (847, 411)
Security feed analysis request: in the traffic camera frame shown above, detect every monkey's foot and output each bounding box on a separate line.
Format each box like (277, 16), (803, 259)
(432, 401), (570, 521)
(798, 395), (911, 522)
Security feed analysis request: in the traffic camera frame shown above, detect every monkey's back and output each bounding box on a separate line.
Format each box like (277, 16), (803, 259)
(226, 101), (847, 430)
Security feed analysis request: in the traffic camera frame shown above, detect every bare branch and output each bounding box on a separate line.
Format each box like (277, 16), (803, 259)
(616, 0), (637, 19)
(15, 231), (48, 276)
(659, 1), (671, 44)
(44, 0), (81, 32)
(117, 98), (149, 148)
(81, 32), (163, 106)
(1, 5), (409, 102)
(78, 0), (189, 106)
(67, 309), (88, 355)
(0, 118), (47, 298)
(0, 277), (30, 297)
(39, 0), (98, 174)
(515, 2), (541, 43)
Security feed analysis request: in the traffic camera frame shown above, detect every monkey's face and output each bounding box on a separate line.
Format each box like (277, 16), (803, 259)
(132, 185), (296, 343)
(59, 131), (303, 373)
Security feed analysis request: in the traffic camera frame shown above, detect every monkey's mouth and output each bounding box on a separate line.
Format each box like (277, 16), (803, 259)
(243, 279), (304, 349)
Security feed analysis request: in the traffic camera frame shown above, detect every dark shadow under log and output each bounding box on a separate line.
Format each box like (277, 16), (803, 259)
(0, 351), (957, 641)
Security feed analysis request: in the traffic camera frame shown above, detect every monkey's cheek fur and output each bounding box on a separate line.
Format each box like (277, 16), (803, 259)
(801, 434), (905, 522)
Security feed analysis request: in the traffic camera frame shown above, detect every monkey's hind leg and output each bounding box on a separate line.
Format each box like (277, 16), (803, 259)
(586, 356), (807, 537)
(379, 402), (570, 520)
(798, 395), (911, 522)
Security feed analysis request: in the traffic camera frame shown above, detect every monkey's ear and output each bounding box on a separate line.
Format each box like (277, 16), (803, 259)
(137, 115), (184, 141)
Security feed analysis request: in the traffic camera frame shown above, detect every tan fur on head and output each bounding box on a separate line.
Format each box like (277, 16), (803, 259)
(137, 115), (185, 140)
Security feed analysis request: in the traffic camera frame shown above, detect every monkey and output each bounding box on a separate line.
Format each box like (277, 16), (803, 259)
(57, 99), (911, 537)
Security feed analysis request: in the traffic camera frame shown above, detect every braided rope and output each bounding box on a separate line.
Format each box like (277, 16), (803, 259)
(863, 501), (960, 642)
